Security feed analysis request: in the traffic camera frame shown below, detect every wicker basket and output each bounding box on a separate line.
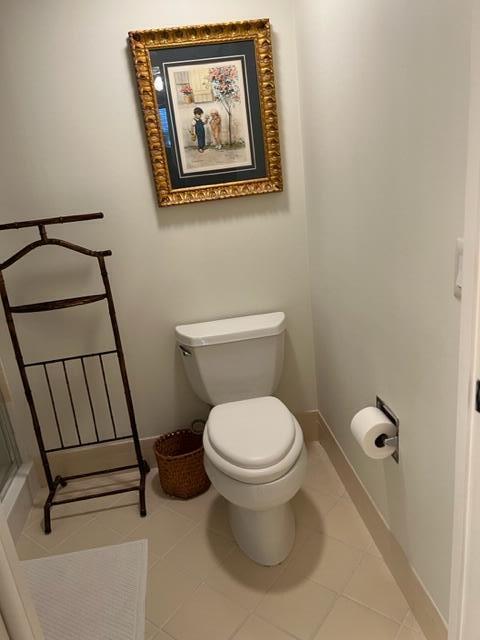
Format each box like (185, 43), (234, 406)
(153, 428), (210, 499)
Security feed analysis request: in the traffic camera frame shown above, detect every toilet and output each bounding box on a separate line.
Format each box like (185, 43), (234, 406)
(175, 312), (307, 566)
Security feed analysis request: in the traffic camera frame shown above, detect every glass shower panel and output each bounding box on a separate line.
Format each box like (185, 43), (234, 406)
(0, 394), (19, 497)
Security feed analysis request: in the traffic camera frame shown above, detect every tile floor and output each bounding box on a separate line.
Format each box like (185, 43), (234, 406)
(15, 441), (427, 640)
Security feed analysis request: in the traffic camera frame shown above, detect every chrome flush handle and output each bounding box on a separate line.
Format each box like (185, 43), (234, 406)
(178, 345), (192, 357)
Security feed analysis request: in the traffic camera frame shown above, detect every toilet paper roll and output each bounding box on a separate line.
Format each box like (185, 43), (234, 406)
(351, 406), (397, 459)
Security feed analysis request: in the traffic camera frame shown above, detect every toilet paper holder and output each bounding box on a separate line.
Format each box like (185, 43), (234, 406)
(375, 396), (400, 463)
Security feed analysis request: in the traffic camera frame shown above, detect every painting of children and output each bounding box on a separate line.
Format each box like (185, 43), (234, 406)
(167, 59), (253, 174)
(133, 18), (282, 205)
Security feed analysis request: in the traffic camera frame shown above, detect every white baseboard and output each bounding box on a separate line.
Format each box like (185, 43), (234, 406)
(2, 462), (38, 542)
(315, 410), (447, 640)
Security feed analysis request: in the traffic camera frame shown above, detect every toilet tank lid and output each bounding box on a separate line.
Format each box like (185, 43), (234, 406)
(175, 312), (286, 347)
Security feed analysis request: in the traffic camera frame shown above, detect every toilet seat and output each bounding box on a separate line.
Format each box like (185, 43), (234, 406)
(208, 397), (296, 468)
(204, 396), (304, 484)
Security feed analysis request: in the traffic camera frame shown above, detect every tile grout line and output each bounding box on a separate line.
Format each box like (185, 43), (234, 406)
(21, 508), (102, 553)
(159, 578), (237, 636)
(139, 476), (238, 540)
(224, 609), (254, 640)
(160, 540), (298, 639)
(21, 520), (124, 557)
(250, 551), (339, 640)
(21, 479), (195, 560)
(332, 544), (370, 604)
(157, 549), (237, 633)
(304, 545), (369, 640)
(121, 508), (198, 554)
(340, 591), (406, 627)
(146, 517), (235, 575)
(308, 588), (341, 640)
(393, 609), (417, 640)
(227, 611), (303, 640)
(394, 622), (408, 640)
(30, 471), (190, 544)
(249, 527), (404, 638)
(253, 609), (308, 640)
(20, 480), (135, 550)
(18, 530), (51, 554)
(146, 616), (175, 640)
(145, 617), (160, 632)
(339, 546), (410, 629)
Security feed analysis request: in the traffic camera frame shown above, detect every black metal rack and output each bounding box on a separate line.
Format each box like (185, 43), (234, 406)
(0, 212), (149, 533)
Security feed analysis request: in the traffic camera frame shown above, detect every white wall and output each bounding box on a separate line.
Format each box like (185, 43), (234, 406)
(295, 0), (471, 619)
(0, 0), (317, 459)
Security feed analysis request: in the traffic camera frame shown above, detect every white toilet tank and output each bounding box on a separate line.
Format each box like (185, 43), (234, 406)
(175, 312), (286, 405)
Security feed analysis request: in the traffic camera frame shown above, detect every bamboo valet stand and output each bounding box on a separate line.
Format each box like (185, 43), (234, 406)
(0, 213), (149, 533)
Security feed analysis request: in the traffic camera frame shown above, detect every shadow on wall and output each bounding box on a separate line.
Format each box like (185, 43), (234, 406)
(382, 446), (410, 566)
(277, 331), (311, 413)
(123, 32), (291, 230)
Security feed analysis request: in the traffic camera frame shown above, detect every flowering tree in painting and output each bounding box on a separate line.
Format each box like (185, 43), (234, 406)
(208, 65), (240, 146)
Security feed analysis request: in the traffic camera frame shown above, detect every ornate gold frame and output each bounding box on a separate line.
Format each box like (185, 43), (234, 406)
(128, 18), (283, 207)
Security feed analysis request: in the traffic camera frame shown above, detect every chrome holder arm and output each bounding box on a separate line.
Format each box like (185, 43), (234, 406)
(383, 436), (399, 449)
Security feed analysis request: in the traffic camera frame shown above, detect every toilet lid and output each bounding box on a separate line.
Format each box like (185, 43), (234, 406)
(206, 396), (296, 470)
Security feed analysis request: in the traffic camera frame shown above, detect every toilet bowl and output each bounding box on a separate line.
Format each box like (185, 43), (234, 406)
(203, 396), (307, 565)
(175, 311), (305, 565)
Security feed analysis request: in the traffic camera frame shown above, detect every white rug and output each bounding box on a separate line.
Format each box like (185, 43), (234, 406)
(22, 540), (147, 640)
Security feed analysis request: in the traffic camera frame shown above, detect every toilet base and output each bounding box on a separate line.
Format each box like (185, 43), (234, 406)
(228, 501), (295, 566)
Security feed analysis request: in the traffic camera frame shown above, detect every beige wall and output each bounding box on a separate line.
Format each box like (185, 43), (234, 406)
(295, 0), (470, 619)
(0, 0), (317, 459)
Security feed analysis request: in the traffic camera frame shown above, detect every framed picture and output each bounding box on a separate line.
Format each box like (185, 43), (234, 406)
(129, 19), (283, 207)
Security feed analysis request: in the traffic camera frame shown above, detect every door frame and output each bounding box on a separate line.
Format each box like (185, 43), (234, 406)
(448, 0), (480, 637)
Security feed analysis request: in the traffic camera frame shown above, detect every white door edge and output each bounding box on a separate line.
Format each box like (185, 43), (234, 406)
(449, 0), (480, 637)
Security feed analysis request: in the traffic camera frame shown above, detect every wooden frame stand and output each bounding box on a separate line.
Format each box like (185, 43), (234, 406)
(0, 213), (149, 533)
